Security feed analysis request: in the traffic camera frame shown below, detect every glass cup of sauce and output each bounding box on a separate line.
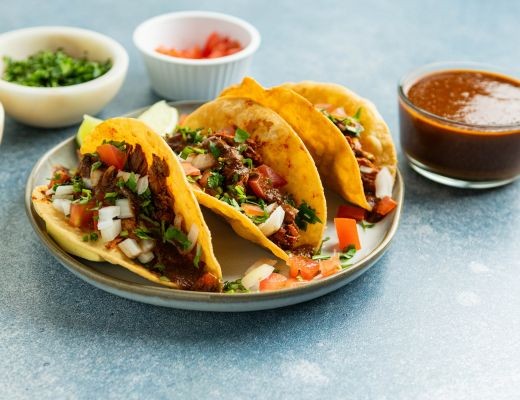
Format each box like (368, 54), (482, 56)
(398, 62), (520, 188)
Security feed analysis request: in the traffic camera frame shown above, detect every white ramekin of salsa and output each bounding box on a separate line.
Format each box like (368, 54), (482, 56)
(133, 11), (261, 101)
(398, 62), (520, 188)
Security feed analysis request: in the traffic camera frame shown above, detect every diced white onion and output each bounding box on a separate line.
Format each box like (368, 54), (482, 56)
(244, 258), (278, 276)
(52, 198), (72, 216)
(45, 188), (55, 196)
(241, 264), (275, 291)
(140, 239), (155, 253)
(97, 219), (114, 230)
(359, 165), (375, 174)
(115, 199), (134, 219)
(54, 185), (74, 198)
(183, 224), (199, 253)
(82, 178), (92, 189)
(265, 203), (277, 214)
(137, 175), (149, 195)
(137, 251), (154, 264)
(98, 206), (120, 222)
(375, 167), (394, 199)
(191, 153), (216, 170)
(118, 238), (142, 259)
(100, 219), (121, 242)
(174, 214), (183, 229)
(90, 169), (103, 187)
(258, 205), (285, 236)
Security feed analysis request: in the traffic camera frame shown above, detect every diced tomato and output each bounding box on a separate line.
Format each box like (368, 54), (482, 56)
(157, 32), (242, 60)
(181, 162), (201, 177)
(241, 203), (265, 217)
(334, 218), (361, 250)
(320, 253), (341, 277)
(48, 167), (71, 188)
(255, 165), (287, 188)
(202, 32), (221, 57)
(336, 204), (366, 221)
(287, 255), (320, 280)
(198, 169), (211, 187)
(373, 196), (397, 217)
(259, 273), (288, 291)
(247, 175), (269, 200)
(96, 144), (127, 170)
(69, 201), (96, 229)
(284, 278), (307, 289)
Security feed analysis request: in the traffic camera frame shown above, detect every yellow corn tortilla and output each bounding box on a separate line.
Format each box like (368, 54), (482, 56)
(282, 81), (397, 176)
(183, 97), (327, 261)
(32, 117), (222, 290)
(221, 78), (396, 210)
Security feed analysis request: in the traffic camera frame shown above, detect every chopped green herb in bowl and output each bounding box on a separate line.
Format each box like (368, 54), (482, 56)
(2, 49), (111, 87)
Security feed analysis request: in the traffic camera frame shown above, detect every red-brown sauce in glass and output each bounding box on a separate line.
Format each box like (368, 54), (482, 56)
(399, 69), (520, 181)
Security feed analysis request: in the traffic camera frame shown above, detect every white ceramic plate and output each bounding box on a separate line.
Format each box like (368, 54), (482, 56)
(25, 101), (403, 312)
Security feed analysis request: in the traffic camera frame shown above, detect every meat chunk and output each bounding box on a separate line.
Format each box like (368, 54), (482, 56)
(126, 144), (148, 176)
(96, 165), (118, 195)
(270, 223), (299, 250)
(78, 154), (96, 178)
(148, 155), (174, 222)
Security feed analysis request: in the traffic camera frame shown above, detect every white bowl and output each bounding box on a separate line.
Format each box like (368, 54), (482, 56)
(133, 11), (261, 100)
(0, 26), (128, 128)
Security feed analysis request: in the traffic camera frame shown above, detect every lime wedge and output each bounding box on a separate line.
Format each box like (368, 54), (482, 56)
(138, 100), (178, 137)
(76, 115), (103, 146)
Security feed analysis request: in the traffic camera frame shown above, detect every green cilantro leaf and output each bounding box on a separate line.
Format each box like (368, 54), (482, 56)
(234, 128), (250, 143)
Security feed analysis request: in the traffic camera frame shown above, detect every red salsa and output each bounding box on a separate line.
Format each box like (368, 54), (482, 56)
(399, 69), (520, 182)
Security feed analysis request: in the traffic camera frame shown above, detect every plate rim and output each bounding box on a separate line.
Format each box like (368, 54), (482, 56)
(25, 101), (404, 309)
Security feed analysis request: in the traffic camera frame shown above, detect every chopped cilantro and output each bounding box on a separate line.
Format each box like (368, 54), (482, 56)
(295, 202), (321, 230)
(178, 126), (204, 144)
(207, 172), (224, 189)
(353, 107), (363, 120)
(71, 176), (84, 193)
(89, 232), (98, 241)
(102, 139), (126, 151)
(180, 146), (205, 159)
(234, 128), (250, 143)
(164, 225), (191, 250)
(126, 173), (138, 192)
(315, 236), (330, 256)
(82, 232), (99, 242)
(237, 143), (248, 153)
(104, 192), (117, 199)
(243, 158), (253, 169)
(360, 220), (375, 231)
(223, 279), (249, 293)
(135, 226), (153, 240)
(340, 245), (357, 269)
(209, 141), (220, 158)
(82, 234), (89, 242)
(91, 161), (102, 172)
(79, 188), (92, 204)
(119, 230), (129, 238)
(193, 245), (202, 269)
(116, 178), (125, 189)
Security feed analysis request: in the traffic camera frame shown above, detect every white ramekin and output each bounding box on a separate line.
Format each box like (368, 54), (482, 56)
(133, 11), (261, 101)
(0, 26), (128, 128)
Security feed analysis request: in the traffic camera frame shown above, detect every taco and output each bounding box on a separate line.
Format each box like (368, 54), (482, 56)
(220, 78), (398, 215)
(166, 97), (326, 260)
(32, 117), (222, 291)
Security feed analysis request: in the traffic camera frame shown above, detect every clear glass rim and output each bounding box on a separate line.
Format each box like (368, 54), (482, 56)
(398, 61), (520, 132)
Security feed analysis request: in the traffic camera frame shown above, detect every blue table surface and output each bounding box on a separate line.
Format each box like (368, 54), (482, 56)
(1, 1), (519, 399)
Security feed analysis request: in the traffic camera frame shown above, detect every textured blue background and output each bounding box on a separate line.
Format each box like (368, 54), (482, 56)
(1, 1), (519, 399)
